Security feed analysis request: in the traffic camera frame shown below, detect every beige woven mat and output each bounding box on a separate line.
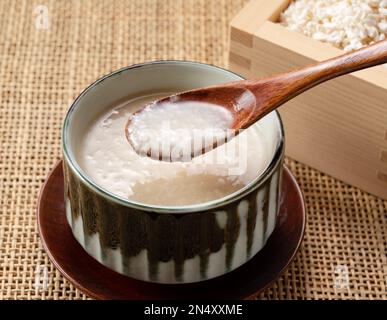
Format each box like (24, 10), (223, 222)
(0, 0), (386, 300)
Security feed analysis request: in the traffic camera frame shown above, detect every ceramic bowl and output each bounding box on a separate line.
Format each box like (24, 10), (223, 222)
(62, 61), (285, 283)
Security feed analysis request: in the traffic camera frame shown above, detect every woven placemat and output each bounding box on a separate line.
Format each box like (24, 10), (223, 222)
(0, 0), (385, 300)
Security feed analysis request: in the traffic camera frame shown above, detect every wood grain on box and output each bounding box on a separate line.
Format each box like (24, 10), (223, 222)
(381, 150), (387, 163)
(229, 0), (387, 199)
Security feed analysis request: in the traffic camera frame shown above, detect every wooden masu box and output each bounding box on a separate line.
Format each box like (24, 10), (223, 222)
(229, 0), (387, 200)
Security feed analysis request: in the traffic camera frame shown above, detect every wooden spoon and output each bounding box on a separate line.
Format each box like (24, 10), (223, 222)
(126, 39), (387, 161)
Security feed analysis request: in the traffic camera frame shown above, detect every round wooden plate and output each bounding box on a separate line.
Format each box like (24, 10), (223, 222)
(37, 161), (306, 300)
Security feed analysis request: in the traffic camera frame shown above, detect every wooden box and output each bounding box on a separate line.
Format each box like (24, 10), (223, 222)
(229, 0), (387, 200)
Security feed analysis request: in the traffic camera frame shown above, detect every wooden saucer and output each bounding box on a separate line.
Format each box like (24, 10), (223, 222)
(37, 161), (306, 300)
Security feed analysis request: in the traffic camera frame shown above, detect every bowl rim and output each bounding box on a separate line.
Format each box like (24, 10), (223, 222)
(62, 60), (285, 214)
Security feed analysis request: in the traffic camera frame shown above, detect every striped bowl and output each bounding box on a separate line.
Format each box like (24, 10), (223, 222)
(62, 61), (285, 284)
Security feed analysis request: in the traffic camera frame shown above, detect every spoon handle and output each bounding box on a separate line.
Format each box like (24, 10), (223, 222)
(286, 38), (387, 85)
(246, 39), (387, 121)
